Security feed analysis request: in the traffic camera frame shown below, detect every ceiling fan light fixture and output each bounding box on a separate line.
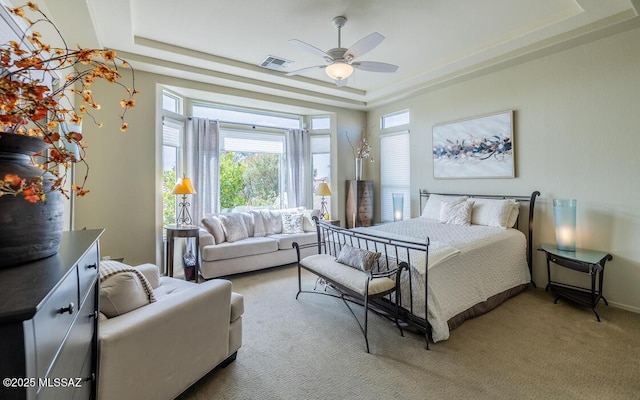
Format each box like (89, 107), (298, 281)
(325, 62), (353, 80)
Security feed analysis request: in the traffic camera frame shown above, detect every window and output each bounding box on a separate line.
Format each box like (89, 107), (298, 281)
(218, 130), (285, 211)
(380, 132), (410, 222)
(162, 118), (184, 225)
(381, 110), (410, 129)
(310, 116), (330, 131)
(192, 104), (301, 129)
(311, 135), (331, 215)
(162, 91), (181, 114)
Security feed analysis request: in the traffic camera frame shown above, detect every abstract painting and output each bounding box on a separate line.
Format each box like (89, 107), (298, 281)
(432, 110), (514, 178)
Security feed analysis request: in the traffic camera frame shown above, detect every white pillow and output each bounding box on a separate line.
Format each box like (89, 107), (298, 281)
(201, 214), (226, 244)
(250, 211), (267, 237)
(219, 214), (249, 242)
(100, 272), (150, 318)
(269, 211), (283, 234)
(506, 201), (520, 228)
(422, 194), (468, 220)
(282, 212), (304, 234)
(239, 212), (254, 237)
(471, 198), (517, 229)
(302, 209), (320, 232)
(439, 198), (474, 225)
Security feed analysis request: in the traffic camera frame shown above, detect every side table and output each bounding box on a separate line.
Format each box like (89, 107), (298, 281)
(165, 224), (200, 283)
(326, 219), (340, 227)
(539, 243), (612, 321)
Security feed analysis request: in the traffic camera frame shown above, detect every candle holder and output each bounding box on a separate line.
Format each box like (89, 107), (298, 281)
(553, 199), (577, 251)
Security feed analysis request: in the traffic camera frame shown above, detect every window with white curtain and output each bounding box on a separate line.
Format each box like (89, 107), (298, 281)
(310, 134), (331, 214)
(162, 117), (184, 225)
(380, 131), (410, 222)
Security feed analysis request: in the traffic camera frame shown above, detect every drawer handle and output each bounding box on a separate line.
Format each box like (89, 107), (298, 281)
(86, 263), (97, 270)
(59, 302), (75, 315)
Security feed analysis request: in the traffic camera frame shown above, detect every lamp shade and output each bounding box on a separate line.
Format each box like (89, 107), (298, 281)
(325, 62), (353, 80)
(316, 182), (332, 196)
(172, 177), (196, 195)
(553, 199), (577, 251)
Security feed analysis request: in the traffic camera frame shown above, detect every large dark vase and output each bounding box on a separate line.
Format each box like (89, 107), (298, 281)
(0, 133), (64, 268)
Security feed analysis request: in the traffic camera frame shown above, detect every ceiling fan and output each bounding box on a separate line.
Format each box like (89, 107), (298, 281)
(286, 16), (399, 87)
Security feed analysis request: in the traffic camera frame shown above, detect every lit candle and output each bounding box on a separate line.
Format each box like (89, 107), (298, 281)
(353, 213), (356, 228)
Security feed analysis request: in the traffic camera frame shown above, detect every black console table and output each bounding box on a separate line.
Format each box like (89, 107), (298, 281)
(0, 229), (103, 399)
(540, 243), (612, 321)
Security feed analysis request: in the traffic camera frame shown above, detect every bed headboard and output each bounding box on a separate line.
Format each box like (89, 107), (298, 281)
(419, 190), (541, 286)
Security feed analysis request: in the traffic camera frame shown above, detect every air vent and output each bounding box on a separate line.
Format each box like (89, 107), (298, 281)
(259, 55), (293, 71)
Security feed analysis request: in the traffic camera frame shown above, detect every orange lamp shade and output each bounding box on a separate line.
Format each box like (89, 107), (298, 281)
(172, 177), (196, 195)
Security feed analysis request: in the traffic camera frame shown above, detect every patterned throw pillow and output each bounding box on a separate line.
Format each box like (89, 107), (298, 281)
(335, 245), (381, 272)
(219, 214), (249, 243)
(282, 213), (304, 234)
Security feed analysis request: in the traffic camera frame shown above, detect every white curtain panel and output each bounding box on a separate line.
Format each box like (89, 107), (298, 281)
(285, 129), (309, 208)
(186, 118), (220, 223)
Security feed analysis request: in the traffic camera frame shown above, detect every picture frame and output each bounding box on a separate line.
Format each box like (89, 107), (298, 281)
(432, 110), (515, 179)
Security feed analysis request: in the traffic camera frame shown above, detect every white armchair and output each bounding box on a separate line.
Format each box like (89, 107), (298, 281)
(97, 263), (243, 400)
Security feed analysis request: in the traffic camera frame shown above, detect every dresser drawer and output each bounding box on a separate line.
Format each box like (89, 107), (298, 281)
(34, 268), (79, 379)
(77, 244), (99, 300)
(39, 286), (96, 399)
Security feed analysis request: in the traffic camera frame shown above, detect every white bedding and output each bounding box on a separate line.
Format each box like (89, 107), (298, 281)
(356, 217), (530, 342)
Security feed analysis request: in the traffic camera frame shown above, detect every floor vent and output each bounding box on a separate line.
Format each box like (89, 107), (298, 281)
(259, 56), (293, 71)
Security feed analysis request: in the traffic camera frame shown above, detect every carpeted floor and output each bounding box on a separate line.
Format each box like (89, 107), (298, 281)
(177, 264), (640, 400)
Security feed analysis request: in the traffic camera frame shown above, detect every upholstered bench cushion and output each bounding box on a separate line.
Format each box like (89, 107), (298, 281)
(299, 254), (395, 296)
(201, 236), (279, 261)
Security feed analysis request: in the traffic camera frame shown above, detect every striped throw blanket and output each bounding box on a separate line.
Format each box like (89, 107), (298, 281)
(100, 260), (157, 303)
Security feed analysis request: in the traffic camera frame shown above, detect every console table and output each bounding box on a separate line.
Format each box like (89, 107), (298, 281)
(540, 243), (612, 321)
(0, 229), (103, 400)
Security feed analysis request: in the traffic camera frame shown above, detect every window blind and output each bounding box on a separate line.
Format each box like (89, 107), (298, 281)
(380, 131), (410, 222)
(219, 130), (284, 153)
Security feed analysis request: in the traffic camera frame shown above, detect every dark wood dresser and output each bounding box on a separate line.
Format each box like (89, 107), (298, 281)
(345, 180), (374, 228)
(0, 229), (103, 400)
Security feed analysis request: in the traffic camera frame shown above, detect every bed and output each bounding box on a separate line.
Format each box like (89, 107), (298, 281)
(350, 190), (540, 344)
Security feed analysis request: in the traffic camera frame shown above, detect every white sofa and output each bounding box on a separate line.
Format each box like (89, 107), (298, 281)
(98, 263), (243, 400)
(199, 208), (321, 279)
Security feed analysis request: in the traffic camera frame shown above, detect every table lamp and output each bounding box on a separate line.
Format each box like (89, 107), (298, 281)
(172, 177), (196, 226)
(553, 199), (577, 251)
(392, 193), (404, 222)
(316, 182), (332, 220)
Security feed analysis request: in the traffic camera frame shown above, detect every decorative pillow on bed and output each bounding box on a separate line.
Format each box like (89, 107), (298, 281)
(471, 198), (518, 229)
(421, 194), (469, 220)
(201, 215), (226, 244)
(282, 212), (304, 234)
(335, 245), (381, 272)
(439, 198), (474, 225)
(219, 213), (249, 243)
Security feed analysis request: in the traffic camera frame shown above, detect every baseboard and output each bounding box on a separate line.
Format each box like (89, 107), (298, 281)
(607, 301), (640, 314)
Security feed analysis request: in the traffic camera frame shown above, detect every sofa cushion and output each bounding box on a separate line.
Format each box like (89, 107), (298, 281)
(100, 272), (151, 318)
(201, 236), (279, 261)
(268, 231), (317, 250)
(135, 263), (161, 289)
(239, 212), (254, 237)
(202, 215), (226, 244)
(282, 212), (304, 234)
(219, 213), (249, 242)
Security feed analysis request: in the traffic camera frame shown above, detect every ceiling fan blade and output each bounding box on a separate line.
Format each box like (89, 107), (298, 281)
(352, 61), (398, 73)
(289, 39), (332, 60)
(335, 77), (348, 87)
(286, 65), (327, 76)
(343, 32), (384, 61)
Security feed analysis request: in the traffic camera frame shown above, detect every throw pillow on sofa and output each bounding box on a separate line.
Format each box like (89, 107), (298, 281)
(282, 212), (304, 234)
(202, 214), (226, 244)
(251, 210), (268, 237)
(219, 213), (249, 242)
(100, 260), (157, 318)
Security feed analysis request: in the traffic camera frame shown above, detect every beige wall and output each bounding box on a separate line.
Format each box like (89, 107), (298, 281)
(74, 71), (365, 267)
(367, 27), (640, 312)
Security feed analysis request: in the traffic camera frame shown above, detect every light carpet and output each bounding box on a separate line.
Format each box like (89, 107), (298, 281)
(178, 264), (640, 400)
